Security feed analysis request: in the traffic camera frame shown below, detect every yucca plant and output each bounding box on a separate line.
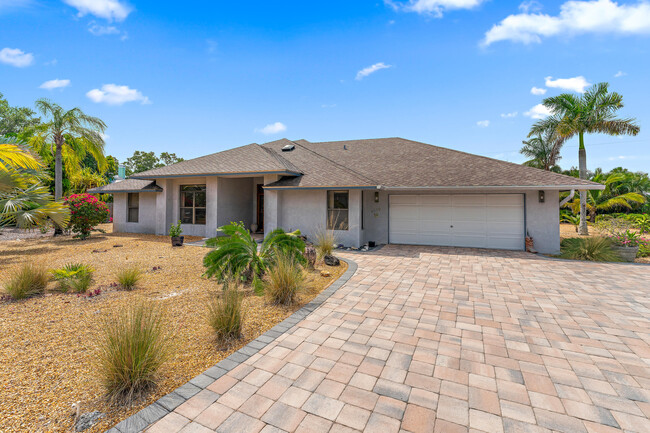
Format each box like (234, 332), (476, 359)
(264, 251), (305, 305)
(96, 302), (171, 402)
(116, 265), (142, 291)
(51, 263), (94, 293)
(206, 279), (245, 341)
(3, 263), (49, 300)
(560, 237), (621, 262)
(203, 222), (305, 282)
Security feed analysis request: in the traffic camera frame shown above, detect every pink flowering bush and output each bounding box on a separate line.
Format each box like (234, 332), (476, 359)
(64, 193), (110, 240)
(608, 230), (645, 247)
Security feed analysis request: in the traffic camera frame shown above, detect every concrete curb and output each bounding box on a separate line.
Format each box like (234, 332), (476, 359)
(106, 258), (358, 433)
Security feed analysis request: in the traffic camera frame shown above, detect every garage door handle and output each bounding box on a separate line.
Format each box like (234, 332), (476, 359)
(450, 225), (453, 228)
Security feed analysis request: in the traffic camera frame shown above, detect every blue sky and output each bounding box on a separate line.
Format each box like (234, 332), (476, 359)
(1, 0), (649, 172)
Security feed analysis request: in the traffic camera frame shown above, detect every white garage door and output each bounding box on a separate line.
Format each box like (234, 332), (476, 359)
(389, 194), (525, 250)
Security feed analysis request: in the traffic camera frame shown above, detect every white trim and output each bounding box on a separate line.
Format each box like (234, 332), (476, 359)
(382, 185), (604, 191)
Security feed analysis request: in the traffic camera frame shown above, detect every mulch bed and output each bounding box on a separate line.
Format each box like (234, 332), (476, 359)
(0, 225), (346, 432)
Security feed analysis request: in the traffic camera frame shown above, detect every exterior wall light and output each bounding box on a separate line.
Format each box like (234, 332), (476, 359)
(538, 190), (545, 203)
(374, 191), (379, 202)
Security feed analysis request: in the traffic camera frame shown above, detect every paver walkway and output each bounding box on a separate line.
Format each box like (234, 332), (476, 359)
(145, 245), (650, 433)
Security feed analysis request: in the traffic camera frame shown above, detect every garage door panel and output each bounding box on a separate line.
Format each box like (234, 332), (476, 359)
(389, 194), (524, 251)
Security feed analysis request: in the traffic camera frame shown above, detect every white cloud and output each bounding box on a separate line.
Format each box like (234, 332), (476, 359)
(482, 0), (650, 46)
(39, 79), (71, 90)
(476, 120), (490, 127)
(257, 122), (287, 135)
(545, 75), (590, 93)
(500, 112), (518, 118)
(387, 0), (486, 17)
(0, 47), (33, 67)
(531, 86), (547, 95)
(88, 22), (120, 36)
(614, 70), (627, 77)
(524, 103), (552, 119)
(321, 104), (337, 108)
(0, 0), (33, 12)
(356, 62), (392, 80)
(519, 1), (543, 13)
(86, 84), (150, 105)
(63, 0), (131, 22)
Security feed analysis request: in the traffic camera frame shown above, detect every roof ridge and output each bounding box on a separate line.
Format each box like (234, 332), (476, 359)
(288, 140), (379, 185)
(259, 144), (303, 174)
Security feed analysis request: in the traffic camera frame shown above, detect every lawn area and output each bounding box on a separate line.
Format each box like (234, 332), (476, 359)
(0, 225), (346, 432)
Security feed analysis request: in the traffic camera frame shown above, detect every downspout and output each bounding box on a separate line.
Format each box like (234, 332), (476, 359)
(559, 189), (575, 208)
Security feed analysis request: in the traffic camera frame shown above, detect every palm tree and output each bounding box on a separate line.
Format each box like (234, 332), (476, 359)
(0, 136), (69, 229)
(520, 128), (562, 171)
(34, 99), (106, 201)
(529, 83), (640, 235)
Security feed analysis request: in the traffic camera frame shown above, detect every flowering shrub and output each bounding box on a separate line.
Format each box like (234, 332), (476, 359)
(64, 193), (110, 240)
(608, 230), (645, 247)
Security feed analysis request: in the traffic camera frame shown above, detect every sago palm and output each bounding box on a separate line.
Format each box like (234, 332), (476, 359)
(529, 82), (640, 235)
(204, 221), (306, 282)
(33, 99), (106, 201)
(520, 128), (563, 171)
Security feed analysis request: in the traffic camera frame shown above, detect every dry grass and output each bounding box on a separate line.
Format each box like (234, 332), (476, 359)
(0, 224), (347, 432)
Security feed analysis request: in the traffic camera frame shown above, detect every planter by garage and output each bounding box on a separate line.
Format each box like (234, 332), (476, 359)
(171, 236), (184, 247)
(612, 245), (639, 262)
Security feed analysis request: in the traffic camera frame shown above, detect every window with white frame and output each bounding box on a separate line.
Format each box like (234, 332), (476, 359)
(127, 193), (139, 223)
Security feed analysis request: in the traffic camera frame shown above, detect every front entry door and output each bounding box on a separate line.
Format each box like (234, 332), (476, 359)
(256, 184), (264, 232)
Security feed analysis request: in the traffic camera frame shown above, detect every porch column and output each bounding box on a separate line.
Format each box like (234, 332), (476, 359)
(155, 179), (173, 236)
(264, 189), (281, 234)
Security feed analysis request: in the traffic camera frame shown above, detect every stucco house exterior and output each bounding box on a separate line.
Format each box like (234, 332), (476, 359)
(89, 137), (602, 254)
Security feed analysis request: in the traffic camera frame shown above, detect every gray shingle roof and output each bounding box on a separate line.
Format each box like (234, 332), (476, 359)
(88, 179), (162, 193)
(129, 143), (301, 179)
(263, 138), (602, 189)
(122, 137), (602, 190)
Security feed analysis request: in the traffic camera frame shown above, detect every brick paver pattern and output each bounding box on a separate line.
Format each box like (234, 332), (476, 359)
(146, 246), (650, 433)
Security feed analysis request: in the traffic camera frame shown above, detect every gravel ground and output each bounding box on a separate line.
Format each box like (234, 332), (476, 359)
(0, 227), (56, 241)
(0, 225), (346, 433)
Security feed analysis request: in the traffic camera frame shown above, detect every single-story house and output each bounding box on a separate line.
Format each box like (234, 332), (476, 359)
(89, 137), (602, 254)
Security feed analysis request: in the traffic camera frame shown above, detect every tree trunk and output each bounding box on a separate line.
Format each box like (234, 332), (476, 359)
(54, 142), (62, 200)
(577, 132), (589, 236)
(54, 140), (64, 236)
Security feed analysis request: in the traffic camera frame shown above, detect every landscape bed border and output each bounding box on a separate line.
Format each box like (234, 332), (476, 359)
(105, 258), (358, 433)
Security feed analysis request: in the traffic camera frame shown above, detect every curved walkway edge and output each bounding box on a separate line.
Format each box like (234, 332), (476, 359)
(106, 259), (359, 433)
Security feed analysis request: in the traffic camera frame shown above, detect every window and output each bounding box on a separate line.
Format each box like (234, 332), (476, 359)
(127, 193), (139, 223)
(180, 184), (207, 225)
(327, 190), (349, 230)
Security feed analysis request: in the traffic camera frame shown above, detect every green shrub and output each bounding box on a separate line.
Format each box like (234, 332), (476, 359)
(630, 214), (650, 234)
(169, 220), (183, 237)
(560, 237), (621, 262)
(96, 303), (171, 402)
(314, 226), (336, 259)
(116, 266), (142, 291)
(264, 252), (305, 305)
(207, 279), (245, 341)
(3, 263), (49, 300)
(51, 263), (94, 293)
(204, 222), (305, 282)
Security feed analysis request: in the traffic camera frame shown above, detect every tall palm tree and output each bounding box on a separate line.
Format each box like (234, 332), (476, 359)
(34, 99), (106, 201)
(529, 83), (640, 235)
(520, 128), (562, 171)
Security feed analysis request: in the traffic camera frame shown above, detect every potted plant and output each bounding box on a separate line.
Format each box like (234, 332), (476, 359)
(609, 230), (643, 262)
(169, 220), (184, 246)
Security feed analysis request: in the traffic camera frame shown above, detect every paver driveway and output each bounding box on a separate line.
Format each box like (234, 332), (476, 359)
(145, 245), (650, 433)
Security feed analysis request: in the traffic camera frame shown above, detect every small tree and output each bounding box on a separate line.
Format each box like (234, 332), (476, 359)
(64, 193), (109, 239)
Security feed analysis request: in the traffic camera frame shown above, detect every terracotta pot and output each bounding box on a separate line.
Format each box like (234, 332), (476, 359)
(171, 236), (184, 247)
(612, 245), (638, 262)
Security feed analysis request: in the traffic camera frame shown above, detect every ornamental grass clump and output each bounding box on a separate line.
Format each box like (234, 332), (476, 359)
(51, 263), (94, 293)
(116, 265), (142, 291)
(96, 303), (171, 403)
(313, 226), (336, 260)
(206, 279), (245, 341)
(3, 263), (49, 300)
(560, 237), (621, 262)
(264, 251), (305, 305)
(64, 193), (110, 240)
